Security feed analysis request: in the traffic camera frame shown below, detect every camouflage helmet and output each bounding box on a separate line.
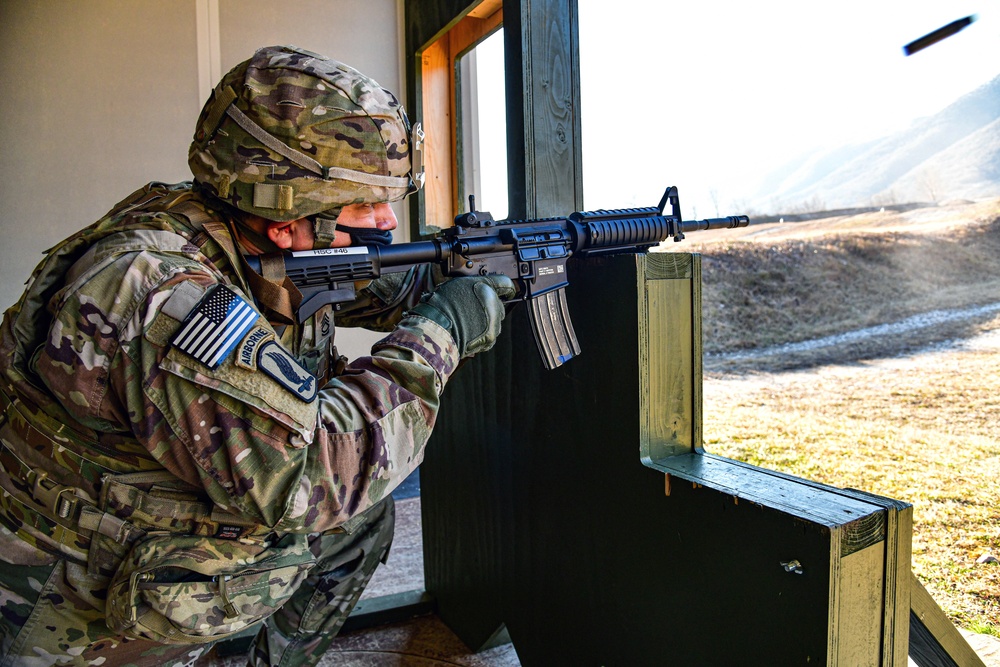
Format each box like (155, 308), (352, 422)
(188, 45), (424, 223)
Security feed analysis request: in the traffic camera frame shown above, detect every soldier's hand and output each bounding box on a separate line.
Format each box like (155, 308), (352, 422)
(409, 275), (516, 358)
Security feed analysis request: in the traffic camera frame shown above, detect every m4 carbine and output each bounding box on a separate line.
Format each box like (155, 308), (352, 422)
(246, 186), (749, 369)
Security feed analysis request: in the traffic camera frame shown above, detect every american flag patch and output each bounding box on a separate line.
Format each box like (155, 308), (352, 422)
(171, 285), (258, 368)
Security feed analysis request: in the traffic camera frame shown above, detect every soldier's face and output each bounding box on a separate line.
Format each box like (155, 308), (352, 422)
(330, 203), (398, 248)
(261, 203), (397, 251)
(265, 217), (319, 251)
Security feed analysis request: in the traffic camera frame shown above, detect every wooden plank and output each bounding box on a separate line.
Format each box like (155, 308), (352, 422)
(652, 452), (892, 530)
(911, 612), (962, 667)
(526, 0), (581, 214)
(420, 35), (453, 232)
(503, 0), (582, 218)
(889, 503), (914, 666)
(909, 572), (986, 667)
(691, 252), (703, 452)
(404, 0), (479, 237)
(639, 253), (697, 462)
(841, 509), (888, 556)
(449, 8), (503, 59)
(839, 488), (913, 666)
(468, 0), (503, 19)
(835, 542), (886, 666)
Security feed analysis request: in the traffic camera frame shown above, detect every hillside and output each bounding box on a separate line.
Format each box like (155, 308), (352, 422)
(674, 199), (1000, 640)
(755, 75), (1000, 212)
(893, 118), (1000, 202)
(676, 198), (1000, 371)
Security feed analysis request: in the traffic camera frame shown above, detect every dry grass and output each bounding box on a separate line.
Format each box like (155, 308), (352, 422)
(686, 200), (1000, 636)
(691, 200), (1000, 358)
(703, 344), (1000, 635)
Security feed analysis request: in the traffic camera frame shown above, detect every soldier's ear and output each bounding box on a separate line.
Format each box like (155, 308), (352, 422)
(265, 221), (295, 249)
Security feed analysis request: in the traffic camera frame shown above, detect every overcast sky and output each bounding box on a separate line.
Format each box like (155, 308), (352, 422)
(577, 0), (999, 217)
(472, 0), (997, 220)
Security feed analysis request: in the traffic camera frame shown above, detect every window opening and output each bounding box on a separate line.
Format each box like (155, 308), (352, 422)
(418, 1), (504, 234)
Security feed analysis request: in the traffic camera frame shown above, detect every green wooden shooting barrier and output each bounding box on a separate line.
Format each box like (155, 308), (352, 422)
(416, 252), (983, 666)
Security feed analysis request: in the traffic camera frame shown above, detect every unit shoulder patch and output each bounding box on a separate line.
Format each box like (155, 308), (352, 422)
(170, 284), (259, 369)
(258, 341), (317, 402)
(235, 326), (274, 370)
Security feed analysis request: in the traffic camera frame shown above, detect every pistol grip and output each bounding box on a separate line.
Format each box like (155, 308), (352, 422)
(527, 288), (581, 369)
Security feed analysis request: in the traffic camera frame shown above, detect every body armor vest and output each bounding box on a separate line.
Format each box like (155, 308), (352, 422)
(0, 182), (282, 573)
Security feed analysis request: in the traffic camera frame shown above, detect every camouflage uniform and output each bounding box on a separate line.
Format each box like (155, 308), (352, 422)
(0, 46), (458, 667)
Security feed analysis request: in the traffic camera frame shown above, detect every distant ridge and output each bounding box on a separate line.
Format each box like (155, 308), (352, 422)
(754, 74), (1000, 213)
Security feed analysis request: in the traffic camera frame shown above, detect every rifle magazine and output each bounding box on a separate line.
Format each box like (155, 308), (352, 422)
(527, 289), (581, 369)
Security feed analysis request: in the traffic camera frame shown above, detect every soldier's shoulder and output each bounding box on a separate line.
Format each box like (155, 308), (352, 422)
(99, 181), (225, 233)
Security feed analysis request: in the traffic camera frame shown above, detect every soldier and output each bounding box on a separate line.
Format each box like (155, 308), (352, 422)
(0, 45), (513, 666)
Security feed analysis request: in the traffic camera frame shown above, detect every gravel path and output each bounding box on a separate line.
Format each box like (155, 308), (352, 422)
(706, 302), (1000, 364)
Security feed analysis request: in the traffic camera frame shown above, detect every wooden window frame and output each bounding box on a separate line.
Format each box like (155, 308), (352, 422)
(418, 0), (503, 234)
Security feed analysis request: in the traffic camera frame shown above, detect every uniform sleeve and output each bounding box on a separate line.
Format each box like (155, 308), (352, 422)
(334, 265), (445, 332)
(39, 249), (460, 533)
(274, 315), (458, 531)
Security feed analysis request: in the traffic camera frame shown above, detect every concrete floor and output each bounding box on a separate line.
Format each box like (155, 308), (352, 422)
(321, 496), (520, 666)
(959, 631), (1000, 667)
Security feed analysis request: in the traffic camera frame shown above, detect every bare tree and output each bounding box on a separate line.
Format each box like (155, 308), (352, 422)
(918, 169), (943, 203)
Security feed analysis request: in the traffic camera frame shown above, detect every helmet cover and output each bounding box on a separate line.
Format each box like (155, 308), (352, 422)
(189, 45), (423, 222)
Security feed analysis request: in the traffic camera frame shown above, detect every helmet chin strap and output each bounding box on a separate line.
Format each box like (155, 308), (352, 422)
(235, 220), (283, 254)
(311, 211), (339, 249)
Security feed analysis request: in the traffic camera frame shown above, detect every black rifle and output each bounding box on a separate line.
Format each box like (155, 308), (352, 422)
(246, 186), (749, 369)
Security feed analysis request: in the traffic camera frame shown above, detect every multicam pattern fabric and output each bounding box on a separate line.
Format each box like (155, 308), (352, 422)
(105, 532), (315, 644)
(2, 181), (456, 534)
(250, 496), (394, 667)
(0, 497), (393, 666)
(189, 45), (423, 222)
(0, 181), (457, 664)
(0, 558), (218, 667)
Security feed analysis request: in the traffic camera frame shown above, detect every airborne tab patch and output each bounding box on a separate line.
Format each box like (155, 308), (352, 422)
(235, 326), (273, 370)
(258, 341), (317, 402)
(171, 285), (258, 369)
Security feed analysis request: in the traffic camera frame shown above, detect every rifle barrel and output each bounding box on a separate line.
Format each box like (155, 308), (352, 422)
(679, 215), (750, 233)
